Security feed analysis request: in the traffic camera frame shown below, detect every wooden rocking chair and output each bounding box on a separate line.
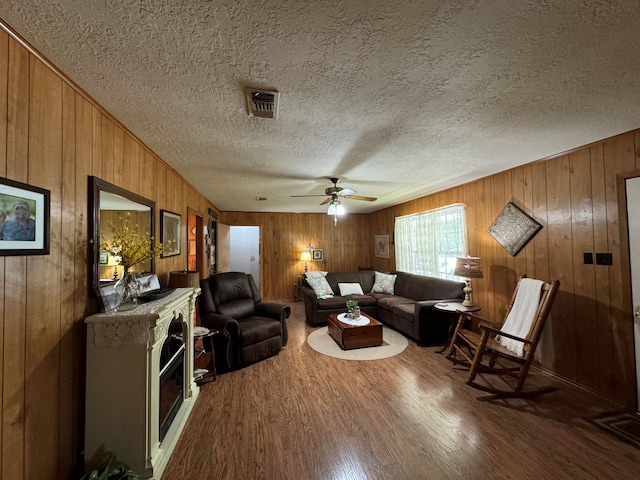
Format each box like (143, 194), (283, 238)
(445, 275), (560, 398)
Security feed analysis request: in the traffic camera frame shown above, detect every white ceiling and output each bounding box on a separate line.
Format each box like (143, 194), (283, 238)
(2, 1), (640, 214)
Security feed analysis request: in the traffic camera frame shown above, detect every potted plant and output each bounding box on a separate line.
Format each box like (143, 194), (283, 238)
(80, 448), (139, 480)
(346, 299), (360, 319)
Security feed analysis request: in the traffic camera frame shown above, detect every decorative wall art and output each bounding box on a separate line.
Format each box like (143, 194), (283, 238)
(311, 248), (324, 261)
(160, 210), (181, 257)
(375, 234), (390, 259)
(0, 177), (50, 255)
(488, 202), (542, 256)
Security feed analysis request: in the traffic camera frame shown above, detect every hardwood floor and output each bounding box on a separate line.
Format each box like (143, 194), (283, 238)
(163, 302), (640, 479)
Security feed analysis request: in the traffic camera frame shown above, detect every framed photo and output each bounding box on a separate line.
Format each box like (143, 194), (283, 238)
(311, 248), (323, 261)
(160, 209), (181, 257)
(99, 252), (109, 265)
(488, 202), (542, 256)
(0, 177), (50, 256)
(375, 234), (390, 259)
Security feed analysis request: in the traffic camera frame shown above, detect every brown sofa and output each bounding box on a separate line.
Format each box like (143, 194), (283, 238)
(302, 270), (465, 346)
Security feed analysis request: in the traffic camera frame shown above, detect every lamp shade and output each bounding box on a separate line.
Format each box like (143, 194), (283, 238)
(454, 257), (483, 278)
(300, 251), (312, 262)
(168, 270), (200, 289)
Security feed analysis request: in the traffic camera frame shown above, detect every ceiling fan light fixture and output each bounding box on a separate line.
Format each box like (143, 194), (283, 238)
(327, 199), (345, 215)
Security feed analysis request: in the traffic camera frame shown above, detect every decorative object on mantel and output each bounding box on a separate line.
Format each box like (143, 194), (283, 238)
(454, 257), (483, 307)
(488, 202), (542, 256)
(100, 212), (164, 311)
(168, 270), (200, 289)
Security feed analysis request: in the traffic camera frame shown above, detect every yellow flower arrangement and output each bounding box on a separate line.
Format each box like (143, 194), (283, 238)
(100, 212), (164, 271)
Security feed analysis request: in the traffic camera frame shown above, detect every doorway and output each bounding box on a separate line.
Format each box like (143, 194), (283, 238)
(229, 226), (261, 290)
(187, 208), (206, 279)
(626, 176), (640, 412)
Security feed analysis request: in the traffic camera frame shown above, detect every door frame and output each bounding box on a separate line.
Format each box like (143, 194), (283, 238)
(616, 169), (640, 410)
(187, 207), (205, 279)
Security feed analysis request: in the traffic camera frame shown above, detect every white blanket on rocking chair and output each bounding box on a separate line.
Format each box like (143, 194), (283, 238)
(496, 278), (544, 356)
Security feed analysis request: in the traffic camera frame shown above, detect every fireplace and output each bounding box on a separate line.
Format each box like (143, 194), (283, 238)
(85, 288), (200, 479)
(159, 322), (186, 442)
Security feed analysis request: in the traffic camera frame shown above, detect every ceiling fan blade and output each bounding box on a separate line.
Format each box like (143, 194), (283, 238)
(343, 194), (377, 202)
(319, 197), (332, 205)
(290, 194), (328, 198)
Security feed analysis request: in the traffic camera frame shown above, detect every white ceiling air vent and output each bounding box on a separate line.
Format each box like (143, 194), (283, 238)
(244, 88), (280, 119)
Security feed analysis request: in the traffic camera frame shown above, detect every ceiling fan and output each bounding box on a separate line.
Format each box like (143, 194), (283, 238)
(290, 177), (377, 206)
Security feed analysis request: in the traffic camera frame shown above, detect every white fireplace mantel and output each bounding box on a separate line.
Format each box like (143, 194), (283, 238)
(84, 287), (200, 479)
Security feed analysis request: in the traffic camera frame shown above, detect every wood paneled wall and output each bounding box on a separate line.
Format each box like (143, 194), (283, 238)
(218, 212), (378, 300)
(221, 134), (639, 407)
(0, 29), (217, 480)
(368, 132), (639, 407)
(1, 13), (639, 480)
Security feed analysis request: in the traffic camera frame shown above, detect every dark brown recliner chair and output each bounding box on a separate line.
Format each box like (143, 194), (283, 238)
(198, 272), (290, 370)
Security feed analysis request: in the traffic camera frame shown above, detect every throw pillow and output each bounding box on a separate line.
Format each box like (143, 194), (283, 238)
(338, 283), (364, 296)
(306, 275), (334, 298)
(371, 271), (397, 294)
(305, 270), (328, 279)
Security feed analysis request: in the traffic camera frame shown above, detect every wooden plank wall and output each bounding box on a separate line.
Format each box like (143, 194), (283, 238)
(0, 30), (218, 480)
(218, 212), (376, 301)
(2, 14), (639, 480)
(222, 134), (639, 408)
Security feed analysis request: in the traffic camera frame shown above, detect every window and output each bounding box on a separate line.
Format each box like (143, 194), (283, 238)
(394, 203), (467, 280)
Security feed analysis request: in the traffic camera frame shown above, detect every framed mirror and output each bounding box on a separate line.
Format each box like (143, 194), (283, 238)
(88, 176), (156, 292)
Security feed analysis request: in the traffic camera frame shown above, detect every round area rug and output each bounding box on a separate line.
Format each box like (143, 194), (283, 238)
(307, 326), (408, 361)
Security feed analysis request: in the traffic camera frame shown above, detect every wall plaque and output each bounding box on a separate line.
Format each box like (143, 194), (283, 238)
(488, 202), (542, 256)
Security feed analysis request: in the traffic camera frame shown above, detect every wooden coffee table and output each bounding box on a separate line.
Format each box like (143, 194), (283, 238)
(327, 312), (383, 350)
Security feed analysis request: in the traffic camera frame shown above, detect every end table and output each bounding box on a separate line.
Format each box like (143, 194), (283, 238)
(434, 302), (481, 354)
(192, 326), (218, 385)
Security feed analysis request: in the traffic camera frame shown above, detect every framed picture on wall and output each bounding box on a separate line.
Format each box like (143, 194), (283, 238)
(160, 210), (181, 257)
(0, 177), (50, 256)
(375, 234), (390, 259)
(311, 248), (323, 261)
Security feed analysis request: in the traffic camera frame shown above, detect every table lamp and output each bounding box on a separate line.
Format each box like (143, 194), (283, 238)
(300, 251), (312, 272)
(454, 256), (483, 306)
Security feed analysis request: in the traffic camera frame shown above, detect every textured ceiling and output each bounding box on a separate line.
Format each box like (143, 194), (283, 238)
(2, 1), (640, 214)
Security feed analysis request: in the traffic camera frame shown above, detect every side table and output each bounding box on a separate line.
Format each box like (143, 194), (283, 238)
(192, 326), (218, 385)
(434, 302), (481, 354)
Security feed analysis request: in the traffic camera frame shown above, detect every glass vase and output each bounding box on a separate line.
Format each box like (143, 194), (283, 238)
(114, 268), (140, 311)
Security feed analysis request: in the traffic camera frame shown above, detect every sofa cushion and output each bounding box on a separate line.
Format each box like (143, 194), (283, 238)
(306, 275), (334, 298)
(217, 297), (256, 318)
(392, 303), (415, 322)
(376, 294), (415, 311)
(316, 295), (349, 310)
(338, 283), (364, 295)
(372, 271), (397, 294)
(237, 316), (282, 345)
(343, 294), (377, 307)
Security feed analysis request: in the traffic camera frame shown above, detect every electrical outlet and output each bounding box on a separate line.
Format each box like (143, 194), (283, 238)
(583, 252), (593, 264)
